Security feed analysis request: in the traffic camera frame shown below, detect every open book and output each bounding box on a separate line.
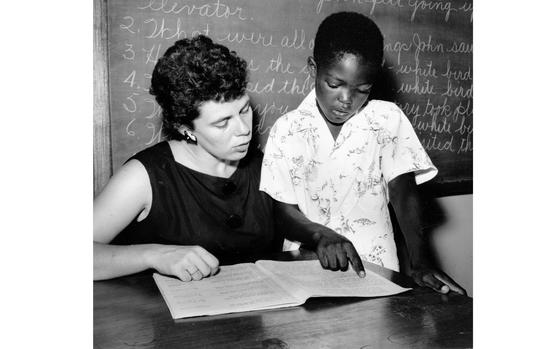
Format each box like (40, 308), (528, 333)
(153, 259), (410, 319)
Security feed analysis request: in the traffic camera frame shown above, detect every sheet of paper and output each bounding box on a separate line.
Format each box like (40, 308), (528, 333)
(153, 263), (300, 319)
(256, 260), (411, 298)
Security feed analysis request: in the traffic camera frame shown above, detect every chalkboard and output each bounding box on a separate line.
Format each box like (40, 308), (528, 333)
(106, 0), (472, 196)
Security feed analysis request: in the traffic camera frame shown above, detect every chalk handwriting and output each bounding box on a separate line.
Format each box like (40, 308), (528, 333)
(143, 98), (161, 119)
(451, 99), (472, 122)
(142, 44), (162, 65)
(408, 0), (456, 22)
(126, 118), (136, 137)
(447, 40), (472, 54)
(441, 60), (471, 81)
(123, 43), (135, 61)
(247, 59), (261, 72)
(138, 0), (247, 21)
(110, 0), (473, 172)
(191, 23), (211, 37)
(315, 0), (404, 16)
(144, 17), (181, 40)
(253, 102), (291, 135)
(280, 29), (309, 50)
(414, 112), (452, 134)
(423, 97), (450, 120)
(247, 78), (276, 94)
(396, 75), (436, 95)
(315, 0), (470, 22)
(120, 16), (136, 34)
(406, 97), (473, 151)
(298, 65), (310, 74)
(369, 0), (404, 15)
(454, 114), (473, 136)
(421, 134), (455, 152)
(458, 1), (473, 22)
(266, 53), (296, 74)
(247, 76), (312, 96)
(143, 74), (152, 93)
(145, 122), (163, 145)
(276, 74), (313, 96)
(123, 93), (139, 113)
(142, 17), (210, 41)
(397, 102), (422, 120)
(457, 133), (472, 153)
(412, 33), (444, 61)
(384, 40), (412, 65)
(441, 79), (472, 98)
(418, 97), (472, 122)
(394, 58), (438, 79)
(217, 31), (274, 47)
(123, 70), (137, 88)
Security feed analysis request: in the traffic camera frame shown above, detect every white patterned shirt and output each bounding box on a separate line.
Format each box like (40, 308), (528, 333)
(260, 90), (437, 271)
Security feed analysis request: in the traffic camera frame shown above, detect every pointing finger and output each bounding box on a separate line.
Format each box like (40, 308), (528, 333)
(344, 244), (365, 278)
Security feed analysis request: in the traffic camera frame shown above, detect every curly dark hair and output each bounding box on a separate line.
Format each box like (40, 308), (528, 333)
(313, 12), (384, 71)
(150, 35), (248, 140)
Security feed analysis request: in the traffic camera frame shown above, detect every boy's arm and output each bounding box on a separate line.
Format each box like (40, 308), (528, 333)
(388, 172), (467, 295)
(272, 199), (366, 278)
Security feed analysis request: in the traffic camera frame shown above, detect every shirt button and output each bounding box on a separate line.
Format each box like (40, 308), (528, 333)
(222, 181), (236, 195)
(225, 214), (243, 228)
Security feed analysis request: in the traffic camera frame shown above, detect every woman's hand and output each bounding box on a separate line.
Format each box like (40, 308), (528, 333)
(148, 245), (220, 282)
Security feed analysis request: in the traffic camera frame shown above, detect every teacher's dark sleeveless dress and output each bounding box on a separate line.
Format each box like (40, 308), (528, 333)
(112, 142), (283, 260)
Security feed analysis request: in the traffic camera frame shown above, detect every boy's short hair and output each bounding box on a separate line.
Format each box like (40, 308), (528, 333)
(313, 12), (384, 69)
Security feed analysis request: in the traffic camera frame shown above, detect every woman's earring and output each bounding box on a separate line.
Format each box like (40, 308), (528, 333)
(182, 131), (197, 145)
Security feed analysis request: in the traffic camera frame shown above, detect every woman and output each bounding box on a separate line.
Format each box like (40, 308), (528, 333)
(94, 35), (364, 282)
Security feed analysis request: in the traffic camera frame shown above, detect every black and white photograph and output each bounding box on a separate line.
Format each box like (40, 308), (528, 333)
(6, 0), (560, 348)
(93, 0), (473, 347)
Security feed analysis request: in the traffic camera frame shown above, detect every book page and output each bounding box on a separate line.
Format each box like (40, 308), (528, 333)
(153, 263), (301, 319)
(256, 260), (410, 299)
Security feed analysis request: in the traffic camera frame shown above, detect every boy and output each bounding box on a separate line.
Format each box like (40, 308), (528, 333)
(261, 12), (465, 295)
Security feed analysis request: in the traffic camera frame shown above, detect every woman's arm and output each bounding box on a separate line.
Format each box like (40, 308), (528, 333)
(94, 242), (219, 281)
(93, 160), (218, 281)
(94, 242), (156, 280)
(273, 200), (365, 277)
(388, 172), (466, 295)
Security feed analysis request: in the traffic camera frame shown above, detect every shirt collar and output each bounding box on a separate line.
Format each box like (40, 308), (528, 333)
(295, 88), (316, 112)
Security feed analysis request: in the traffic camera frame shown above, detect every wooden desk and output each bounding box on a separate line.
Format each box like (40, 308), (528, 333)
(94, 250), (472, 348)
